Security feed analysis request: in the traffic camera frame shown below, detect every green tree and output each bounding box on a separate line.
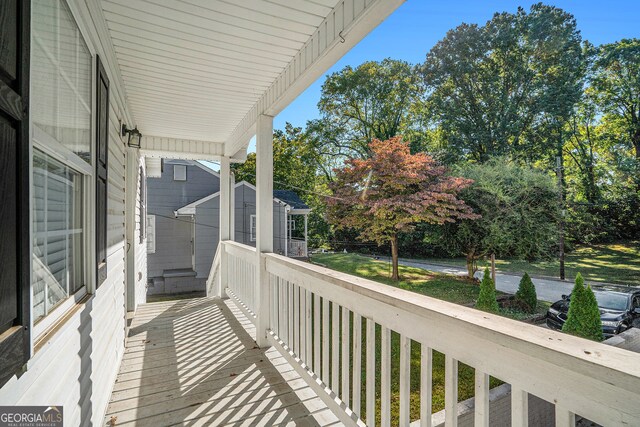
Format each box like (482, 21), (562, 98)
(562, 273), (603, 341)
(311, 58), (423, 164)
(590, 39), (640, 164)
(232, 123), (318, 191)
(476, 268), (499, 312)
(515, 273), (537, 313)
(426, 159), (559, 278)
(421, 4), (584, 163)
(564, 95), (603, 205)
(328, 137), (476, 280)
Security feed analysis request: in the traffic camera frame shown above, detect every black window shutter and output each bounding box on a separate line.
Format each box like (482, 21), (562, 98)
(0, 0), (31, 387)
(96, 56), (109, 287)
(139, 166), (146, 244)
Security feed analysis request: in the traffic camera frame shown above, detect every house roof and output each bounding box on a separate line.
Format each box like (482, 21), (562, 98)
(175, 181), (309, 216)
(273, 190), (310, 210)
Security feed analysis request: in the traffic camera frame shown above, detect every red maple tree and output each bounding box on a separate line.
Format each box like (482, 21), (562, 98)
(328, 137), (478, 280)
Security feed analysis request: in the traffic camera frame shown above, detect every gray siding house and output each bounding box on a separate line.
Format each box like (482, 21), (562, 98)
(147, 160), (306, 294)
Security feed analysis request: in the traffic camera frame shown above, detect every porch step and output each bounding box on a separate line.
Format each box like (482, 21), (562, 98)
(147, 270), (205, 295)
(162, 268), (197, 278)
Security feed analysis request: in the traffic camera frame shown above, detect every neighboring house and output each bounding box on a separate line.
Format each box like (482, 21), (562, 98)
(146, 160), (309, 294)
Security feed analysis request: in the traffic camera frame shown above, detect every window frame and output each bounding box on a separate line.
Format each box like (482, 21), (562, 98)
(146, 215), (156, 254)
(30, 0), (97, 341)
(173, 164), (187, 181)
(250, 214), (256, 242)
(139, 166), (146, 243)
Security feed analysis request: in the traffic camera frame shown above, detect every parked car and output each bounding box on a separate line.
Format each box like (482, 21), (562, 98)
(546, 285), (640, 338)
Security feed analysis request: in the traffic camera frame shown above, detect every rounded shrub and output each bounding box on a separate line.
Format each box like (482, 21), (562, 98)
(562, 273), (603, 341)
(476, 267), (499, 313)
(515, 272), (537, 313)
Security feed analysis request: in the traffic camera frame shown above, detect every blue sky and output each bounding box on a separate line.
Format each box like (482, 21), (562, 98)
(222, 0), (640, 160)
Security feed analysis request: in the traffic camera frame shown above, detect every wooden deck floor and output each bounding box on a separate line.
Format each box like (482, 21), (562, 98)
(105, 297), (341, 426)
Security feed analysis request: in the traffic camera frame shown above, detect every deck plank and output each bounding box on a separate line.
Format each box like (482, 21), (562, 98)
(104, 297), (337, 426)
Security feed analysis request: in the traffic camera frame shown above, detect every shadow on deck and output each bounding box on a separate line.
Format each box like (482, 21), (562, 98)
(105, 297), (339, 426)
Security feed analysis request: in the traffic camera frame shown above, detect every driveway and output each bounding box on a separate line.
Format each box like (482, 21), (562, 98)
(396, 258), (574, 303)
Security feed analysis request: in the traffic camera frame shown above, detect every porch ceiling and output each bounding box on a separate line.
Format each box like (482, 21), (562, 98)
(100, 0), (404, 160)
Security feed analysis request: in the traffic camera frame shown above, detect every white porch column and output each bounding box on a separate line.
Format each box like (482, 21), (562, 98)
(255, 114), (274, 347)
(304, 213), (308, 258)
(229, 170), (235, 241)
(218, 156), (231, 298)
(284, 210), (288, 257)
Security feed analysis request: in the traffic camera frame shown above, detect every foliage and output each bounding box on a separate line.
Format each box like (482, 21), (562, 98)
(476, 268), (499, 312)
(590, 39), (640, 163)
(309, 58), (423, 171)
(426, 159), (559, 278)
(421, 4), (584, 164)
(515, 273), (537, 313)
(327, 137), (476, 280)
(562, 273), (604, 341)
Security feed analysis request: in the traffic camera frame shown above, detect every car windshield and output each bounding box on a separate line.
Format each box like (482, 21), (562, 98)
(593, 292), (628, 311)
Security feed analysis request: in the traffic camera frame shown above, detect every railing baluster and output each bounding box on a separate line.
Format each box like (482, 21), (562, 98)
(381, 327), (391, 427)
(353, 314), (362, 417)
(269, 274), (275, 332)
(294, 283), (300, 355)
(511, 386), (528, 427)
(445, 355), (458, 427)
(300, 288), (307, 362)
(314, 293), (321, 376)
(279, 277), (285, 338)
(341, 306), (350, 405)
(283, 279), (289, 343)
(288, 281), (294, 347)
(322, 297), (330, 385)
(555, 405), (575, 427)
(306, 289), (313, 370)
(332, 302), (340, 391)
(421, 345), (432, 427)
(400, 335), (411, 426)
(366, 318), (376, 427)
(474, 371), (489, 427)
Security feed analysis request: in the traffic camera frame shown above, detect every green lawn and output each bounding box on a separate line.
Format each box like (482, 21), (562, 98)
(310, 253), (540, 425)
(312, 253), (480, 304)
(413, 241), (640, 287)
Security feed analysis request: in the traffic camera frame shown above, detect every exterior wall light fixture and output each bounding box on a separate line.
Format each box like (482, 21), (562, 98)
(121, 124), (142, 148)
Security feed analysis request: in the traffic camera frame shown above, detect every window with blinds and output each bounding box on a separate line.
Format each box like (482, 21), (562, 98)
(31, 0), (92, 323)
(32, 152), (84, 322)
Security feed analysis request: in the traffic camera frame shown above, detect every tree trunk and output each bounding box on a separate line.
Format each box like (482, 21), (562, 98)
(633, 127), (640, 161)
(390, 234), (399, 281)
(465, 251), (476, 280)
(633, 130), (640, 189)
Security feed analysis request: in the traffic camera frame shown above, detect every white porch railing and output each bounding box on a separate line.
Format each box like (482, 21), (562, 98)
(288, 238), (307, 258)
(215, 241), (640, 427)
(224, 241), (257, 317)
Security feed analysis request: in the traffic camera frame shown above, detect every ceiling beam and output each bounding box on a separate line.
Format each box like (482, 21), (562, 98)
(140, 135), (225, 161)
(224, 0), (405, 157)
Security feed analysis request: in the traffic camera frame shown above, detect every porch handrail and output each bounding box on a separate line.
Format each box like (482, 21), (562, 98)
(261, 252), (640, 427)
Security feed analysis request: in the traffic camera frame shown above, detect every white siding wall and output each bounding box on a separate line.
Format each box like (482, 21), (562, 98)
(0, 79), (132, 427)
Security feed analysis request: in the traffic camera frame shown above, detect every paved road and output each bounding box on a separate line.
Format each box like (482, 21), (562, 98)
(396, 258), (574, 303)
